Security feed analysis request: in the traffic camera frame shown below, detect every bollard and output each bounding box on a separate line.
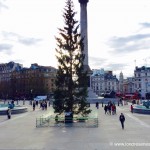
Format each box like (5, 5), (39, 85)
(102, 102), (103, 107)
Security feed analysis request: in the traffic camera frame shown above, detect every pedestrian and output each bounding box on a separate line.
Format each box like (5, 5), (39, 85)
(119, 113), (125, 129)
(96, 102), (99, 109)
(107, 105), (111, 115)
(111, 104), (115, 115)
(45, 101), (47, 110)
(118, 100), (119, 106)
(104, 105), (107, 114)
(114, 104), (116, 114)
(130, 105), (133, 113)
(36, 100), (38, 106)
(33, 101), (36, 111)
(7, 108), (11, 119)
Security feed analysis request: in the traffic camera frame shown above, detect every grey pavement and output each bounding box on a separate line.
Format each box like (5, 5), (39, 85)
(0, 101), (150, 150)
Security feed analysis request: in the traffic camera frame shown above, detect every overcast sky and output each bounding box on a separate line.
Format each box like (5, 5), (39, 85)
(0, 0), (150, 78)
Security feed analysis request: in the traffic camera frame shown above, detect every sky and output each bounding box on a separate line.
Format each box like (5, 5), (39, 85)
(0, 0), (150, 78)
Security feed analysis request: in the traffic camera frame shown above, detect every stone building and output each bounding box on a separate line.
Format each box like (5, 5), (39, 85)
(0, 61), (23, 99)
(90, 69), (119, 96)
(134, 66), (150, 98)
(0, 62), (57, 99)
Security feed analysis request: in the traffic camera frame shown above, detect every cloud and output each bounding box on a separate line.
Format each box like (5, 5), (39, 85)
(104, 63), (129, 71)
(89, 56), (129, 76)
(18, 37), (42, 46)
(9, 58), (24, 64)
(140, 22), (150, 28)
(0, 43), (13, 54)
(2, 31), (43, 46)
(89, 56), (107, 68)
(108, 33), (150, 54)
(0, 0), (8, 11)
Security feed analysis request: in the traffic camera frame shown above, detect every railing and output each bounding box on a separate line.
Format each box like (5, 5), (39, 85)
(36, 111), (98, 128)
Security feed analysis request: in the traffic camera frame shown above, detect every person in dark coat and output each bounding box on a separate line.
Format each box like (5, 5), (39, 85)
(7, 108), (11, 119)
(96, 102), (99, 109)
(119, 113), (125, 129)
(104, 105), (107, 114)
(36, 100), (38, 106)
(33, 101), (36, 111)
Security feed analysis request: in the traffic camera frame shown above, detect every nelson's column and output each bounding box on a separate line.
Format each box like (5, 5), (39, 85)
(78, 0), (91, 86)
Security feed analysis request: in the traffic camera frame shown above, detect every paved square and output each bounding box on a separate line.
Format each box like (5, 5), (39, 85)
(0, 100), (150, 150)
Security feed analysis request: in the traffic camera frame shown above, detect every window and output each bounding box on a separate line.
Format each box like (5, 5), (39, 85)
(139, 84), (141, 88)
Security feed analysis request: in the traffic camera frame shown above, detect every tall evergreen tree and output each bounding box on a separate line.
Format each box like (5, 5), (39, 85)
(53, 0), (91, 116)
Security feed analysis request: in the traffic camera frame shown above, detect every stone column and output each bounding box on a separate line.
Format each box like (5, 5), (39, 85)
(78, 0), (89, 68)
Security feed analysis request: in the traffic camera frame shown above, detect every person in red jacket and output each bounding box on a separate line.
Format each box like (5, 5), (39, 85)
(130, 104), (133, 113)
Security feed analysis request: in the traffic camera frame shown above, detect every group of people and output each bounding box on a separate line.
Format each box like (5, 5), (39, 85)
(32, 100), (49, 111)
(95, 100), (126, 130)
(104, 102), (117, 115)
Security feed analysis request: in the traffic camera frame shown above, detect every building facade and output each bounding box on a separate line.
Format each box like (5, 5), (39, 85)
(134, 66), (150, 98)
(0, 61), (23, 99)
(0, 62), (57, 99)
(90, 69), (119, 96)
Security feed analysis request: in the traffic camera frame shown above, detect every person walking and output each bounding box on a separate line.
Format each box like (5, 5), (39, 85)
(114, 104), (116, 114)
(130, 105), (133, 113)
(119, 113), (125, 129)
(107, 105), (111, 115)
(33, 101), (36, 111)
(104, 105), (107, 114)
(111, 104), (115, 115)
(96, 102), (99, 109)
(7, 108), (11, 119)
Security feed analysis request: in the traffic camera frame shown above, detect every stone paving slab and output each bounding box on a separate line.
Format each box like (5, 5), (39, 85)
(0, 101), (150, 150)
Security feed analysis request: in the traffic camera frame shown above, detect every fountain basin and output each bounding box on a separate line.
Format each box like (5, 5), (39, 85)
(133, 105), (150, 114)
(0, 104), (28, 115)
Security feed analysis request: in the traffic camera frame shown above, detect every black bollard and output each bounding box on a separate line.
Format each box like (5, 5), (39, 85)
(102, 102), (103, 107)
